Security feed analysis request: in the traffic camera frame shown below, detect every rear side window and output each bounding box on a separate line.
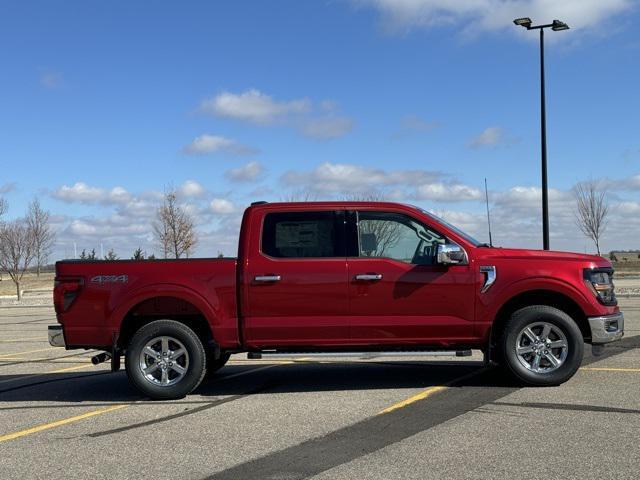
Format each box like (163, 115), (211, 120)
(262, 211), (344, 258)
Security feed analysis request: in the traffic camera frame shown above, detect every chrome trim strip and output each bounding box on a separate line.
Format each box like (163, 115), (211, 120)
(355, 274), (383, 281)
(588, 312), (624, 344)
(254, 275), (281, 282)
(479, 265), (496, 293)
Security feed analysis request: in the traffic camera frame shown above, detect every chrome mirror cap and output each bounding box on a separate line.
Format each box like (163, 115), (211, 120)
(437, 243), (468, 265)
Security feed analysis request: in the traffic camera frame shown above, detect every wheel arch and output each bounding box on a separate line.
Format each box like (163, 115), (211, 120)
(488, 289), (590, 361)
(113, 285), (219, 350)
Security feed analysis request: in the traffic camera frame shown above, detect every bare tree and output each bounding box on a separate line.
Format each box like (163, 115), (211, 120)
(279, 189), (320, 202)
(152, 191), (197, 259)
(104, 248), (119, 261)
(573, 180), (609, 256)
(0, 219), (35, 300)
(343, 192), (402, 256)
(0, 198), (6, 282)
(27, 198), (55, 276)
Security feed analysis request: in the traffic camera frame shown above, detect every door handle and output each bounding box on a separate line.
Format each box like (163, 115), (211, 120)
(354, 273), (383, 281)
(254, 275), (281, 282)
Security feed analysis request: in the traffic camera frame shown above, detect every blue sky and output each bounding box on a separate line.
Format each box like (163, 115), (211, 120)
(1, 0), (639, 259)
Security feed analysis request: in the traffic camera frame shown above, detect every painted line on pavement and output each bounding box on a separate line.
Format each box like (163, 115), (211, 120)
(581, 367), (640, 373)
(0, 405), (127, 443)
(378, 367), (488, 415)
(379, 386), (448, 414)
(0, 347), (53, 358)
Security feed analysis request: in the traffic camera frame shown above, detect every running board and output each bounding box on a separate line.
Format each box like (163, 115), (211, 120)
(247, 350), (473, 360)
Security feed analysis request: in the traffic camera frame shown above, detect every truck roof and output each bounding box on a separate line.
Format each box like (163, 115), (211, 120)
(249, 200), (415, 209)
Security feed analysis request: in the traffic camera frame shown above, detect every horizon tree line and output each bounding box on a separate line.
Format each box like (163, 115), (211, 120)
(0, 180), (622, 302)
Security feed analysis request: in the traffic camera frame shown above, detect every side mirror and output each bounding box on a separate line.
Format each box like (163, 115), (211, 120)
(437, 243), (467, 265)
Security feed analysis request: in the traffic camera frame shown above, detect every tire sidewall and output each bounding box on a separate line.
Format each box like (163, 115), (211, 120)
(125, 320), (206, 400)
(502, 306), (584, 386)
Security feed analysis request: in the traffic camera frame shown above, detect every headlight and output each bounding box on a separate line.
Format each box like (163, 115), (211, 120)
(583, 268), (617, 306)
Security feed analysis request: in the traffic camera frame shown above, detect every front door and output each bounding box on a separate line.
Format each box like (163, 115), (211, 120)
(347, 210), (475, 345)
(244, 209), (349, 348)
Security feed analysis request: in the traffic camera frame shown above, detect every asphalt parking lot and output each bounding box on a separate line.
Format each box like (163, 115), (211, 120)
(1, 299), (639, 480)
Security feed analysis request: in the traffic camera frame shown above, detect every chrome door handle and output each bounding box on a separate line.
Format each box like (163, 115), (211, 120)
(254, 275), (281, 282)
(355, 273), (383, 281)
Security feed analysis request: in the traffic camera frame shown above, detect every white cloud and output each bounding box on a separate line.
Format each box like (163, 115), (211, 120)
(468, 126), (504, 148)
(281, 162), (444, 194)
(357, 0), (633, 37)
(301, 116), (354, 140)
(182, 134), (255, 155)
(0, 182), (16, 194)
(198, 89), (353, 140)
(40, 71), (62, 89)
(399, 115), (439, 132)
(605, 174), (640, 191)
(52, 182), (132, 205)
(200, 89), (310, 125)
(225, 161), (265, 182)
(416, 183), (483, 202)
(210, 198), (236, 214)
(178, 180), (205, 198)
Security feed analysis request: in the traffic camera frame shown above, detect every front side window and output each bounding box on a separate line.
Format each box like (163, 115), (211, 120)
(262, 211), (343, 258)
(356, 211), (445, 265)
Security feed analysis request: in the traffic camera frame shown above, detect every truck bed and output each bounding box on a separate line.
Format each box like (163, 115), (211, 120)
(55, 257), (239, 349)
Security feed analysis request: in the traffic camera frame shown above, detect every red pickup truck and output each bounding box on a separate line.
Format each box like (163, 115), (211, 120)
(49, 201), (624, 399)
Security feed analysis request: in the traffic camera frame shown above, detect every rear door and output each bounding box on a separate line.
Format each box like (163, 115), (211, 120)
(347, 210), (475, 345)
(243, 209), (349, 347)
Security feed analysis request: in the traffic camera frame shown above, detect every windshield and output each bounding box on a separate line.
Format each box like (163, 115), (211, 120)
(412, 206), (483, 247)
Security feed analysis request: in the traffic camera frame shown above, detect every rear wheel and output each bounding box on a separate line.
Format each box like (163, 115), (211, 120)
(501, 305), (583, 386)
(125, 320), (206, 399)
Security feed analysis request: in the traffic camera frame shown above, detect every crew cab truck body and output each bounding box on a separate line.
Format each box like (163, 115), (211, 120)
(49, 202), (624, 399)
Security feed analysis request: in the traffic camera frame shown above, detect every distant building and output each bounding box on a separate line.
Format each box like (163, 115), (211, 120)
(610, 251), (640, 262)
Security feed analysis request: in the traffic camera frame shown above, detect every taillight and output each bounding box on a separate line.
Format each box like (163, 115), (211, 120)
(53, 277), (84, 313)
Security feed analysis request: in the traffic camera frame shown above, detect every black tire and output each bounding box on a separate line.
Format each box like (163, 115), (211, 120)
(205, 351), (231, 378)
(500, 305), (584, 386)
(125, 320), (207, 400)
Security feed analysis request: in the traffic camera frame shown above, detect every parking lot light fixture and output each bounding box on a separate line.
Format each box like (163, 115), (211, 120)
(551, 20), (570, 31)
(513, 17), (532, 27)
(513, 17), (570, 250)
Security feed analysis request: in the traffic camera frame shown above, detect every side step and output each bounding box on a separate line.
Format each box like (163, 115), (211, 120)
(247, 350), (473, 360)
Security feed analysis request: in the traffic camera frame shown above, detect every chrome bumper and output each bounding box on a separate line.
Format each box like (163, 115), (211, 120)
(588, 312), (624, 344)
(48, 325), (66, 348)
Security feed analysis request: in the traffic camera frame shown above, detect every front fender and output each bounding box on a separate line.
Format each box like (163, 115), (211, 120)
(476, 275), (598, 343)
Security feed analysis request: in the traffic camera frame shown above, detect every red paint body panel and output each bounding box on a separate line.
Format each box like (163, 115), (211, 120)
(55, 201), (618, 352)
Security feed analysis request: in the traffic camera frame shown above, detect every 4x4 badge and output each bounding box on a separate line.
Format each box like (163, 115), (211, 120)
(90, 275), (128, 284)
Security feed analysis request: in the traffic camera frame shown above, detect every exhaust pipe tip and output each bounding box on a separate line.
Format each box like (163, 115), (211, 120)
(91, 352), (111, 365)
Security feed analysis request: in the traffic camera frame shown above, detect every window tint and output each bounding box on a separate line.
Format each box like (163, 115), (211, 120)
(262, 211), (344, 258)
(356, 211), (445, 265)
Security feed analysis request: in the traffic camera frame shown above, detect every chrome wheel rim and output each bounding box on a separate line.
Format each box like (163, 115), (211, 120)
(139, 336), (189, 387)
(515, 322), (568, 374)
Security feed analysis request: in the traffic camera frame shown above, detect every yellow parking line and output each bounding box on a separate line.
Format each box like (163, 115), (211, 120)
(0, 347), (52, 358)
(581, 367), (640, 373)
(377, 367), (487, 415)
(0, 363), (95, 385)
(0, 338), (45, 343)
(50, 364), (94, 374)
(378, 386), (448, 414)
(0, 405), (127, 443)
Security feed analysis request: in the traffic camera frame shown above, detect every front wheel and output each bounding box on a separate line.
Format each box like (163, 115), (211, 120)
(501, 305), (584, 386)
(125, 320), (207, 399)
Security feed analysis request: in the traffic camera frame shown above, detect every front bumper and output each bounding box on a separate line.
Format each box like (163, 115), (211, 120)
(48, 325), (66, 348)
(588, 312), (624, 344)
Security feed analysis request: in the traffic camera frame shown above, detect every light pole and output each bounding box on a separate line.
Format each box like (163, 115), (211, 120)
(514, 17), (569, 250)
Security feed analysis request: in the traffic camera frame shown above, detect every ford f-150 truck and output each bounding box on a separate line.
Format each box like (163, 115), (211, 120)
(48, 201), (624, 399)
